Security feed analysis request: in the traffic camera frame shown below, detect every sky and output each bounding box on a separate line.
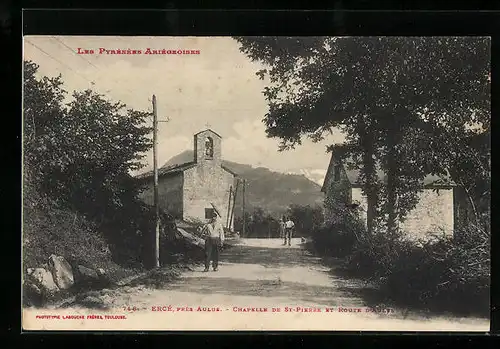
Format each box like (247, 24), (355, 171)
(23, 36), (346, 184)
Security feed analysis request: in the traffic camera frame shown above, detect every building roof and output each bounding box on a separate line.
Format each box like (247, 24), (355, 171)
(221, 165), (238, 176)
(321, 153), (456, 192)
(194, 128), (222, 139)
(135, 161), (197, 180)
(135, 157), (238, 181)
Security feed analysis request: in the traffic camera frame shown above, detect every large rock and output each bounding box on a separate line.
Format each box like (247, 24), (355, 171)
(30, 268), (59, 294)
(77, 265), (99, 282)
(48, 255), (74, 290)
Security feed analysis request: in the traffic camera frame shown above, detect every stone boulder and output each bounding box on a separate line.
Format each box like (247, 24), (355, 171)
(77, 265), (99, 282)
(73, 265), (111, 289)
(48, 255), (74, 290)
(97, 268), (112, 287)
(30, 268), (59, 294)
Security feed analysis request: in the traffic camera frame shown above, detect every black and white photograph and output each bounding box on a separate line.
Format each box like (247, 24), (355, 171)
(22, 36), (490, 331)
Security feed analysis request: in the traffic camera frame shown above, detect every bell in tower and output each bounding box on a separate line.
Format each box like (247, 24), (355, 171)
(193, 129), (222, 164)
(205, 137), (214, 158)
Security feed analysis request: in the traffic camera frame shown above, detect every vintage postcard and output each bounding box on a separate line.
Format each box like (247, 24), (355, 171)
(22, 36), (491, 331)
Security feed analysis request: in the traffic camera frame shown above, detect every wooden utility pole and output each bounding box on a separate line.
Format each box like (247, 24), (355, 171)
(242, 179), (246, 238)
(226, 185), (233, 229)
(229, 180), (239, 231)
(152, 95), (160, 268)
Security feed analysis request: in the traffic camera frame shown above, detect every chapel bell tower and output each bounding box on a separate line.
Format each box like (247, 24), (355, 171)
(193, 129), (222, 165)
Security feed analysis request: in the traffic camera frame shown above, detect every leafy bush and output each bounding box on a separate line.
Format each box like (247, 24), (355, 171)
(22, 176), (144, 308)
(23, 179), (114, 271)
(343, 228), (410, 279)
(234, 208), (280, 238)
(344, 224), (490, 316)
(23, 60), (161, 271)
(287, 204), (324, 237)
(309, 202), (365, 258)
(310, 192), (490, 316)
(311, 220), (362, 258)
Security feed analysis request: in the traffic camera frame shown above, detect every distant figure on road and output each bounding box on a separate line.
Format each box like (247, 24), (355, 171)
(279, 216), (286, 240)
(283, 216), (295, 246)
(202, 210), (225, 272)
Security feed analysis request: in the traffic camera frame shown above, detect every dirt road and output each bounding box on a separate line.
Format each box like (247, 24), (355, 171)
(24, 238), (490, 331)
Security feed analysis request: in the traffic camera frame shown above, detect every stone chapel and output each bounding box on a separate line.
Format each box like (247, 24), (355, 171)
(136, 129), (237, 229)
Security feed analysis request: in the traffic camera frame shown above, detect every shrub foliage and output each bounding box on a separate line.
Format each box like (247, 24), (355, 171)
(309, 204), (490, 316)
(23, 60), (177, 273)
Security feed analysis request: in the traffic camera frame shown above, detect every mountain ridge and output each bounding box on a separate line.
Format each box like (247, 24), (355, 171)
(162, 150), (324, 216)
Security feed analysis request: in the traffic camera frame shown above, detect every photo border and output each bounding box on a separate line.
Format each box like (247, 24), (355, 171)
(8, 3), (499, 346)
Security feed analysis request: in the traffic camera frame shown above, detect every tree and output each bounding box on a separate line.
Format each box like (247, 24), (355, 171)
(234, 211), (251, 236)
(235, 37), (490, 233)
(235, 208), (279, 238)
(23, 61), (66, 177)
(24, 61), (152, 215)
(23, 60), (156, 264)
(287, 204), (324, 236)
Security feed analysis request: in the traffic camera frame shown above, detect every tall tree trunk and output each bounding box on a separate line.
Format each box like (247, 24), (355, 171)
(452, 169), (484, 231)
(363, 145), (378, 234)
(359, 119), (378, 235)
(386, 124), (399, 234)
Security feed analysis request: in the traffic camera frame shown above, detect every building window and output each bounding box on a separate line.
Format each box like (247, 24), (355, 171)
(334, 164), (341, 182)
(205, 137), (214, 158)
(205, 208), (215, 219)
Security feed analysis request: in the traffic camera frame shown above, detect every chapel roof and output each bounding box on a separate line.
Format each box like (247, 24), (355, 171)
(321, 153), (456, 192)
(194, 128), (222, 138)
(135, 153), (237, 180)
(135, 161), (197, 180)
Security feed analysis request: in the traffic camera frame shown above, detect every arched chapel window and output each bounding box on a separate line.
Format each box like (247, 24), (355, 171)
(205, 137), (214, 158)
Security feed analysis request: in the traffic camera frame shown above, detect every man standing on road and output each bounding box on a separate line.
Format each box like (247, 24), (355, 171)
(284, 216), (295, 246)
(202, 210), (225, 272)
(279, 216), (286, 241)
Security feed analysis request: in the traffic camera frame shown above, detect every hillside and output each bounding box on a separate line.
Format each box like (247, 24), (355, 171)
(22, 172), (144, 307)
(162, 150), (325, 216)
